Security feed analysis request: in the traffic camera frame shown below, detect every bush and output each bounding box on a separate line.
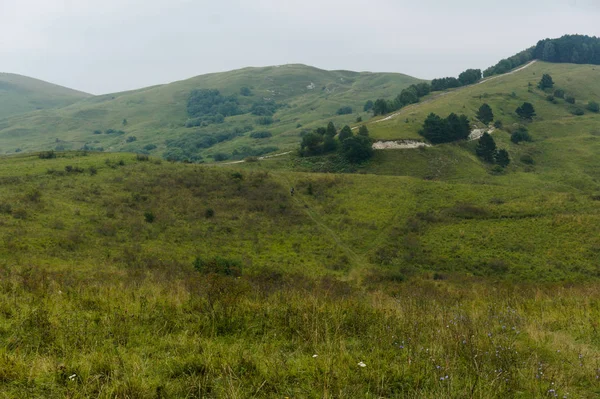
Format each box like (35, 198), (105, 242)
(572, 108), (585, 116)
(256, 116), (273, 125)
(93, 130), (102, 135)
(493, 120), (503, 129)
(205, 208), (215, 218)
(340, 135), (373, 163)
(546, 95), (556, 103)
(143, 144), (157, 151)
(144, 211), (155, 223)
(566, 96), (576, 104)
(89, 166), (98, 175)
(554, 89), (565, 99)
(38, 151), (57, 159)
(65, 165), (84, 173)
(193, 257), (242, 277)
(213, 153), (229, 162)
(520, 154), (535, 164)
(511, 128), (532, 144)
(126, 136), (137, 143)
(587, 101), (599, 113)
(250, 131), (272, 139)
(136, 154), (149, 162)
(336, 106), (353, 115)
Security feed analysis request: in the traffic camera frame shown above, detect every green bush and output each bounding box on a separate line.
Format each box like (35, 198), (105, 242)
(511, 128), (532, 144)
(566, 96), (576, 104)
(193, 256), (242, 276)
(250, 131), (272, 139)
(587, 101), (599, 113)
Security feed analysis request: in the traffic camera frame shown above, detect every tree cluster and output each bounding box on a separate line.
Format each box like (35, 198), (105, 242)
(300, 122), (373, 163)
(483, 48), (535, 77)
(534, 35), (600, 65)
(476, 133), (510, 168)
(431, 69), (482, 92)
(419, 113), (471, 144)
(371, 83), (431, 116)
(516, 102), (536, 120)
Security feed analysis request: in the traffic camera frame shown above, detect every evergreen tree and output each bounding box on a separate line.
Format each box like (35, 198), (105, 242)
(538, 74), (554, 90)
(364, 100), (374, 112)
(323, 135), (338, 152)
(495, 149), (510, 167)
(516, 102), (536, 120)
(476, 103), (494, 125)
(358, 125), (369, 137)
(340, 136), (373, 163)
(338, 125), (353, 141)
(587, 101), (600, 113)
(476, 133), (497, 163)
(419, 113), (446, 143)
(326, 122), (337, 137)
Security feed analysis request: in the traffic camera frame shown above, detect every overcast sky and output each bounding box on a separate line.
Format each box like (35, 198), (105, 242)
(1, 0), (598, 94)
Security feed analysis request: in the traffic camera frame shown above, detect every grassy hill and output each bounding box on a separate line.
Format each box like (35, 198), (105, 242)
(0, 73), (90, 119)
(0, 65), (422, 160)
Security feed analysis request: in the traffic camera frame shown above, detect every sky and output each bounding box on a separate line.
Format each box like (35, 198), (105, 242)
(1, 0), (599, 94)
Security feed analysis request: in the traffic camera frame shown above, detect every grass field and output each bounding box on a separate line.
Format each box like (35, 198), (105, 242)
(1, 61), (600, 397)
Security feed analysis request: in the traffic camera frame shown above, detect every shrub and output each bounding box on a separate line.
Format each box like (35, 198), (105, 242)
(144, 211), (155, 223)
(250, 131), (272, 139)
(587, 101), (599, 113)
(205, 208), (215, 218)
(520, 154), (535, 164)
(546, 95), (556, 103)
(144, 144), (157, 151)
(193, 257), (242, 277)
(126, 136), (137, 143)
(572, 108), (585, 116)
(493, 120), (503, 129)
(65, 165), (84, 173)
(136, 154), (149, 162)
(554, 89), (565, 98)
(256, 116), (273, 125)
(511, 128), (532, 144)
(566, 96), (576, 104)
(38, 151), (56, 159)
(89, 166), (98, 175)
(213, 153), (229, 162)
(336, 106), (353, 115)
(93, 130), (102, 135)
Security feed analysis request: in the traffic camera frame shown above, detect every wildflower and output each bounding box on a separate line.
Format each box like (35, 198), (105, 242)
(312, 354), (318, 358)
(68, 374), (76, 381)
(358, 361), (366, 368)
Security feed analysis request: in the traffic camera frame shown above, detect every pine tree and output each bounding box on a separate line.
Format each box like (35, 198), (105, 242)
(516, 102), (536, 120)
(338, 125), (353, 141)
(538, 74), (554, 90)
(326, 122), (337, 137)
(476, 103), (494, 125)
(358, 125), (369, 137)
(495, 149), (510, 167)
(476, 133), (497, 163)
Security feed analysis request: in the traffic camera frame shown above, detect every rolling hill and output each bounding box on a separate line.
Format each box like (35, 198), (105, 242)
(0, 73), (91, 119)
(0, 65), (422, 160)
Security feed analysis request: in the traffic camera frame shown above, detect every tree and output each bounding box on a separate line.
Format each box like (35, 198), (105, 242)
(364, 100), (374, 112)
(358, 125), (369, 137)
(336, 106), (353, 115)
(240, 87), (252, 96)
(372, 99), (390, 116)
(323, 135), (338, 152)
(326, 122), (337, 137)
(122, 118), (128, 126)
(495, 149), (510, 168)
(554, 89), (565, 99)
(516, 102), (536, 120)
(445, 113), (471, 141)
(587, 101), (600, 113)
(541, 41), (556, 62)
(538, 74), (554, 90)
(419, 113), (446, 143)
(300, 132), (324, 155)
(458, 69), (482, 86)
(476, 133), (497, 163)
(338, 125), (353, 141)
(340, 135), (373, 163)
(476, 103), (494, 125)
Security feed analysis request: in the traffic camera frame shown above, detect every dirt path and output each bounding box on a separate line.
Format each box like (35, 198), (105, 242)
(220, 151), (293, 165)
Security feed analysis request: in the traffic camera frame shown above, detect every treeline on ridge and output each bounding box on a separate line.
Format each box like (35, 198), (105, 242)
(484, 34), (600, 77)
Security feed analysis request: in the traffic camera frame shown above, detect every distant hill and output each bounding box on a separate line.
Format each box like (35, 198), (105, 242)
(0, 64), (422, 159)
(0, 73), (91, 119)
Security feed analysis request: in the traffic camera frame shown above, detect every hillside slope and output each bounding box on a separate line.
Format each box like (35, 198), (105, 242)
(0, 65), (422, 160)
(0, 73), (90, 119)
(340, 62), (600, 187)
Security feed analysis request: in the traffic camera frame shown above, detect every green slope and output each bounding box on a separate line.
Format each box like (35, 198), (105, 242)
(0, 73), (91, 119)
(0, 64), (422, 159)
